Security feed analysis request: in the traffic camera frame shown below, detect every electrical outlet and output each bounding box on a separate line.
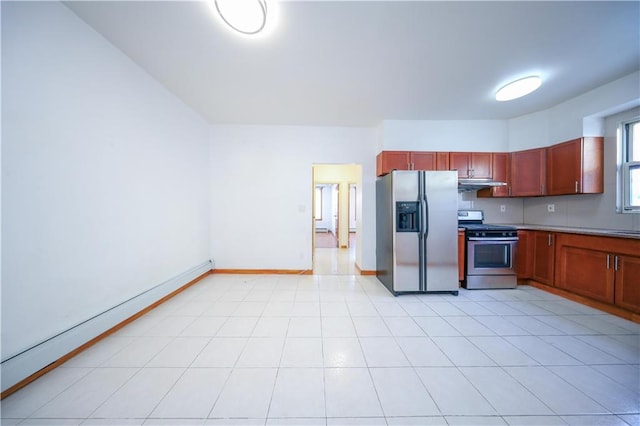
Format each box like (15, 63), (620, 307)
(547, 204), (555, 213)
(500, 205), (506, 213)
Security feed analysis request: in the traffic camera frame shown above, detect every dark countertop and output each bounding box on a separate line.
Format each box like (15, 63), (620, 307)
(492, 224), (640, 240)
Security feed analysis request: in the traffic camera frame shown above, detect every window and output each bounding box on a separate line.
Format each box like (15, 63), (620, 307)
(315, 186), (323, 220)
(618, 117), (640, 213)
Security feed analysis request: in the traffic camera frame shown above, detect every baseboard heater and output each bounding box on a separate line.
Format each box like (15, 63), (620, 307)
(1, 260), (213, 394)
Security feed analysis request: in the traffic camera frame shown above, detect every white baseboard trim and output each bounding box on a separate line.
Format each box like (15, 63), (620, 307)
(1, 260), (213, 393)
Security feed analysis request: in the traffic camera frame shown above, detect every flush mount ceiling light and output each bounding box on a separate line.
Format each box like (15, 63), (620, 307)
(214, 0), (268, 35)
(495, 76), (542, 101)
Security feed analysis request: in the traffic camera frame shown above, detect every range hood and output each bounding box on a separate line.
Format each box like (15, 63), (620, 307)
(458, 178), (507, 192)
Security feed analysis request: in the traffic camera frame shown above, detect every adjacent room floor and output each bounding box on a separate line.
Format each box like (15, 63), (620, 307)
(2, 250), (639, 425)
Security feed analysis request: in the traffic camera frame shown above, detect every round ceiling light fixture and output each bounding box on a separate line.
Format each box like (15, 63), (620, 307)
(495, 76), (542, 101)
(214, 0), (268, 35)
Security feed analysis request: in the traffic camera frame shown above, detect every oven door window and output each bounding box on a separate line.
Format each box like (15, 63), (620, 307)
(473, 243), (512, 269)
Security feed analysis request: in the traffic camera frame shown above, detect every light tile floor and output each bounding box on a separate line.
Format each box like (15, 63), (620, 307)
(2, 272), (639, 426)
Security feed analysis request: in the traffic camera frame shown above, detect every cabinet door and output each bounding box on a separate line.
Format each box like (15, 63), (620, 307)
(511, 148), (546, 196)
(450, 152), (471, 178)
(555, 244), (614, 304)
(436, 152), (450, 170)
(547, 139), (581, 195)
(410, 152), (437, 171)
(458, 230), (465, 282)
(470, 152), (492, 179)
(478, 152), (509, 198)
(516, 230), (532, 279)
(547, 137), (604, 195)
(532, 231), (554, 285)
(614, 254), (640, 313)
(376, 151), (410, 176)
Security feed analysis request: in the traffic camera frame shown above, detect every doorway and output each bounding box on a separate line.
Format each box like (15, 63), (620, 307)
(314, 183), (339, 248)
(312, 164), (362, 275)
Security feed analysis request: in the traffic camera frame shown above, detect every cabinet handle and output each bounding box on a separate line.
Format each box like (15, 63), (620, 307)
(575, 181), (579, 193)
(547, 234), (552, 246)
(606, 254), (611, 269)
(614, 255), (619, 271)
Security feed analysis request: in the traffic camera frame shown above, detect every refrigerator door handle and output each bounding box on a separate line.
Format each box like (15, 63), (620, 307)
(419, 174), (429, 292)
(422, 193), (429, 239)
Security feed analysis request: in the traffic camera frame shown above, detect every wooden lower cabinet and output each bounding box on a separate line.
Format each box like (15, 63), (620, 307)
(614, 254), (640, 313)
(458, 230), (465, 282)
(532, 231), (555, 285)
(516, 230), (532, 279)
(555, 243), (614, 304)
(554, 233), (640, 313)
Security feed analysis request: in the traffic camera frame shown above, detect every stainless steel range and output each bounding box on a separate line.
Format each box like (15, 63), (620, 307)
(458, 210), (518, 289)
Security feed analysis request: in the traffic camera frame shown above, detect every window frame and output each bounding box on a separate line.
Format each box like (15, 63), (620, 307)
(618, 116), (640, 213)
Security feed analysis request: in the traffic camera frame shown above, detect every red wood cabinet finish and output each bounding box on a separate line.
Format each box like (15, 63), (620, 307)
(546, 137), (604, 195)
(555, 244), (614, 304)
(376, 151), (410, 176)
(615, 254), (640, 313)
(376, 151), (438, 176)
(449, 152), (492, 179)
(532, 231), (554, 285)
(436, 152), (450, 170)
(477, 152), (510, 198)
(511, 148), (546, 197)
(554, 233), (640, 312)
(411, 152), (438, 171)
(516, 230), (532, 280)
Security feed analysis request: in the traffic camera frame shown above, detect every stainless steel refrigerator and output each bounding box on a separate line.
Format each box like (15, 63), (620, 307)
(376, 170), (459, 296)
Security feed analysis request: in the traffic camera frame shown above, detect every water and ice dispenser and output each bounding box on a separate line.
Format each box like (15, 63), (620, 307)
(396, 202), (420, 232)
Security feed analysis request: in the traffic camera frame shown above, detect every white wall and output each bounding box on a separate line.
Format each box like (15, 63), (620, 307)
(509, 71), (640, 151)
(209, 125), (376, 271)
(380, 120), (510, 152)
(2, 2), (211, 389)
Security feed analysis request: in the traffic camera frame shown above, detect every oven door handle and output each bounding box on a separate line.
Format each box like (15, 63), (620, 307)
(468, 237), (519, 242)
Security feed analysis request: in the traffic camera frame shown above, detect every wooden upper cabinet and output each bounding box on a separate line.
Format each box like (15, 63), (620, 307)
(411, 152), (437, 171)
(511, 148), (546, 196)
(436, 152), (450, 170)
(377, 151), (410, 176)
(477, 152), (510, 198)
(546, 137), (604, 195)
(449, 152), (492, 179)
(450, 152), (471, 178)
(376, 151), (437, 176)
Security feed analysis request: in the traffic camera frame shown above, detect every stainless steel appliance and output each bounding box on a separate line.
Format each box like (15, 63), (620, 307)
(376, 170), (459, 296)
(458, 210), (518, 289)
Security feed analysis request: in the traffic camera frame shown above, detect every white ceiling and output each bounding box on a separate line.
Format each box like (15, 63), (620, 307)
(65, 1), (640, 127)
